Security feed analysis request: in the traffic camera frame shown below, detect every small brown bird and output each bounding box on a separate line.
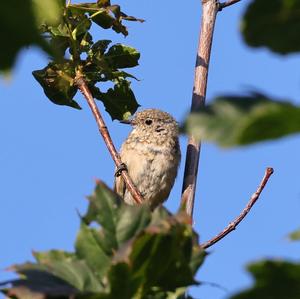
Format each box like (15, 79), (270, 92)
(114, 109), (181, 209)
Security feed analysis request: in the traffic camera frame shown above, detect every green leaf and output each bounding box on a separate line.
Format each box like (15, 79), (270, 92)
(32, 62), (81, 109)
(69, 2), (143, 36)
(183, 94), (300, 147)
(289, 228), (300, 241)
(93, 79), (140, 120)
(242, 0), (300, 54)
(1, 263), (78, 298)
(116, 204), (151, 245)
(33, 250), (75, 263)
(83, 181), (121, 252)
(72, 16), (92, 40)
(75, 224), (111, 279)
(230, 260), (300, 299)
(91, 40), (112, 57)
(0, 0), (61, 71)
(39, 260), (102, 293)
(104, 44), (140, 69)
(50, 36), (70, 57)
(128, 212), (200, 295)
(104, 262), (140, 299)
(1, 183), (206, 299)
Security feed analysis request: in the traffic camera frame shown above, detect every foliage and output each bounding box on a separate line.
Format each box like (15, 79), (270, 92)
(289, 228), (300, 241)
(0, 0), (61, 71)
(183, 94), (300, 147)
(242, 0), (300, 55)
(1, 0), (143, 119)
(229, 260), (300, 299)
(2, 0), (300, 298)
(0, 182), (206, 299)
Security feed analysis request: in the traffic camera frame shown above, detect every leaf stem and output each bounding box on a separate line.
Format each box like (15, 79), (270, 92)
(181, 0), (219, 217)
(200, 167), (274, 249)
(74, 71), (143, 204)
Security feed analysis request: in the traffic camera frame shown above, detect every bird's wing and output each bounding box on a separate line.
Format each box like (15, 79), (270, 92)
(113, 171), (126, 198)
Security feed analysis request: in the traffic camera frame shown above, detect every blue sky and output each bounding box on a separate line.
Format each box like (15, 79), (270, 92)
(1, 1), (300, 298)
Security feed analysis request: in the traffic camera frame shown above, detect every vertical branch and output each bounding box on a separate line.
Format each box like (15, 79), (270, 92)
(181, 0), (219, 217)
(75, 72), (143, 204)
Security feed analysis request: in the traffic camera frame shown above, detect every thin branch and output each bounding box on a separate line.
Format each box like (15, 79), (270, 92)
(218, 0), (241, 11)
(181, 0), (219, 217)
(200, 167), (274, 249)
(74, 72), (143, 204)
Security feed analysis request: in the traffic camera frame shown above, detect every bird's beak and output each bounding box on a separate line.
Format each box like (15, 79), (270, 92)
(119, 119), (132, 125)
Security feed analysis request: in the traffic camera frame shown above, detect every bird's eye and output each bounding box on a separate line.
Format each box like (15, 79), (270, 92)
(145, 119), (153, 125)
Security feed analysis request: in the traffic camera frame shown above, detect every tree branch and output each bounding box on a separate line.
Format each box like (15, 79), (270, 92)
(218, 0), (241, 11)
(200, 167), (274, 249)
(74, 72), (143, 204)
(181, 0), (219, 217)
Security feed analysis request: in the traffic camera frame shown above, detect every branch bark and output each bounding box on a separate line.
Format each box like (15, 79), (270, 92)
(200, 167), (274, 249)
(75, 72), (143, 204)
(218, 0), (241, 11)
(181, 0), (219, 217)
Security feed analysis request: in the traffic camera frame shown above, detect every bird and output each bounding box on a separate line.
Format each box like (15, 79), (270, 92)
(114, 109), (181, 209)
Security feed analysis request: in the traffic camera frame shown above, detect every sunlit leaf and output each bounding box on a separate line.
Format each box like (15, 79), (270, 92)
(83, 181), (120, 252)
(183, 94), (300, 147)
(242, 0), (300, 54)
(0, 0), (61, 71)
(116, 204), (151, 245)
(75, 224), (111, 279)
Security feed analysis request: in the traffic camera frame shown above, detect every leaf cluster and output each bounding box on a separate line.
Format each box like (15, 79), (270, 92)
(0, 182), (206, 299)
(183, 94), (300, 147)
(27, 0), (143, 119)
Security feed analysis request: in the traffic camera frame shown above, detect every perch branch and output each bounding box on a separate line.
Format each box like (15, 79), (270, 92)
(75, 72), (143, 204)
(218, 0), (241, 11)
(181, 0), (219, 217)
(200, 167), (274, 249)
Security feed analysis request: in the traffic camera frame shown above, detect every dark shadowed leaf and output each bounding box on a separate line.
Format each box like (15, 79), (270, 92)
(104, 44), (140, 68)
(69, 2), (143, 36)
(32, 62), (81, 109)
(183, 94), (300, 147)
(104, 262), (139, 299)
(11, 260), (102, 293)
(230, 260), (300, 299)
(0, 0), (61, 71)
(93, 79), (139, 120)
(92, 40), (112, 57)
(1, 264), (78, 298)
(242, 0), (300, 54)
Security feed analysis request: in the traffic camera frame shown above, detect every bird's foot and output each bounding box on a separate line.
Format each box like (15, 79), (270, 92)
(115, 163), (128, 177)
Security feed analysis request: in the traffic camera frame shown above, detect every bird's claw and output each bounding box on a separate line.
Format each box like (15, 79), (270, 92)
(115, 163), (128, 177)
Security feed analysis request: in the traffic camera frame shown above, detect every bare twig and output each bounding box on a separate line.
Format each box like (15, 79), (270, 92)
(75, 72), (143, 204)
(181, 0), (219, 217)
(218, 0), (241, 11)
(200, 167), (274, 249)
